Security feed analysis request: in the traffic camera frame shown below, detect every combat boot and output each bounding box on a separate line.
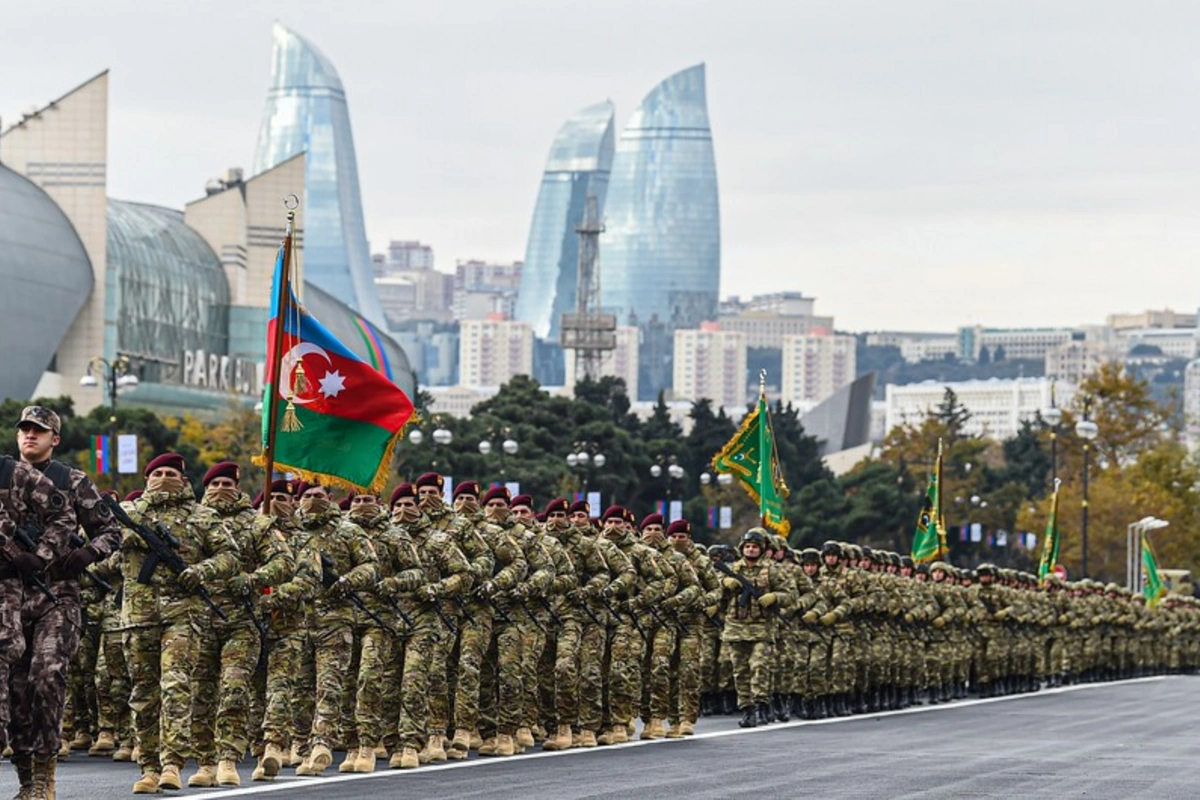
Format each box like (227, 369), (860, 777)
(159, 764), (183, 791)
(721, 690), (738, 715)
(477, 737), (498, 756)
(756, 702), (772, 726)
(283, 743), (303, 768)
(187, 764), (217, 787)
(56, 739), (68, 760)
(30, 754), (56, 800)
(68, 730), (92, 752)
(392, 748), (419, 769)
(131, 770), (160, 795)
(579, 729), (598, 748)
(296, 744), (332, 776)
(835, 693), (851, 717)
(611, 724), (629, 744)
(338, 748), (359, 773)
(679, 720), (696, 736)
(738, 707), (758, 728)
(664, 721), (685, 739)
(251, 757), (268, 783)
(111, 741), (133, 762)
(544, 724), (572, 751)
(353, 746), (376, 773)
(515, 727), (535, 749)
(217, 759), (241, 786)
(812, 696), (827, 720)
(773, 694), (789, 722)
(449, 728), (471, 756)
(495, 734), (516, 757)
(640, 718), (665, 740)
(12, 753), (33, 800)
(89, 730), (116, 756)
(595, 729), (612, 746)
(261, 743), (283, 778)
(699, 692), (712, 716)
(532, 724), (548, 742)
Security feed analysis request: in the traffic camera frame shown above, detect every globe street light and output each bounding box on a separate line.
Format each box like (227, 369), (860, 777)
(567, 443), (605, 494)
(1042, 385), (1063, 486)
(1075, 396), (1100, 577)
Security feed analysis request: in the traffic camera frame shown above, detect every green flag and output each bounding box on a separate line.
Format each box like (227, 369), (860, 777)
(911, 442), (944, 564)
(1142, 532), (1167, 607)
(713, 392), (790, 535)
(1037, 479), (1062, 581)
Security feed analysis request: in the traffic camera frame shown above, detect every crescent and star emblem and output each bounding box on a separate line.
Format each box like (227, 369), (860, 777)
(278, 343), (348, 403)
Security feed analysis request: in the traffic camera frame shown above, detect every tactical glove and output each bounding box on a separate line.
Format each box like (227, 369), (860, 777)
(904, 612), (915, 624)
(802, 610), (820, 624)
(176, 566), (204, 592)
(660, 595), (681, 612)
(10, 552), (46, 578)
(932, 616), (946, 629)
(706, 604), (720, 618)
(59, 548), (98, 579)
(477, 581), (497, 599)
(328, 577), (352, 599)
(227, 573), (255, 596)
(819, 611), (838, 626)
(994, 609), (1009, 621)
(721, 576), (742, 592)
(758, 592), (779, 609)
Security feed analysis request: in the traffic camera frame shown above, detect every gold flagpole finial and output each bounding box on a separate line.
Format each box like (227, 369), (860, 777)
(1053, 477), (1062, 491)
(759, 369), (767, 397)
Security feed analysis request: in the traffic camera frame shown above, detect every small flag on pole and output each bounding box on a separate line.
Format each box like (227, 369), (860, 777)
(90, 435), (110, 475)
(1142, 532), (1167, 607)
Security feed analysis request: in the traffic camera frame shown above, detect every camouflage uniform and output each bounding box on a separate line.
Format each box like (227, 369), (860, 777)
(642, 536), (697, 730)
(603, 527), (666, 736)
(92, 553), (131, 751)
(0, 455), (79, 764)
(193, 491), (292, 769)
(718, 545), (792, 716)
(670, 537), (722, 729)
(527, 525), (573, 736)
(581, 529), (634, 739)
(120, 484), (239, 778)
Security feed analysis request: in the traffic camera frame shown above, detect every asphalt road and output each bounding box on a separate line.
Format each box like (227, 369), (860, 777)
(8, 676), (1198, 799)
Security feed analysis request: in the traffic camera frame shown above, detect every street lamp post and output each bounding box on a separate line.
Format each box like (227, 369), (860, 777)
(405, 420), (454, 472)
(1042, 384), (1062, 487)
(1075, 396), (1099, 578)
(80, 355), (138, 487)
(566, 443), (606, 495)
(479, 427), (519, 482)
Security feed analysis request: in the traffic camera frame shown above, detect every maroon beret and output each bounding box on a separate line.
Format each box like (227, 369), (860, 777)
(482, 486), (511, 506)
(590, 517), (601, 529)
(144, 452), (185, 477)
(123, 490), (144, 503)
(453, 480), (481, 499)
(667, 519), (692, 536)
(269, 479), (294, 495)
(622, 508), (637, 525)
(602, 505), (627, 522)
(338, 491), (357, 511)
(202, 461), (240, 487)
(390, 483), (417, 508)
(544, 498), (569, 515)
(535, 512), (547, 524)
(641, 513), (664, 529)
(251, 491), (264, 509)
(415, 472), (444, 490)
(511, 494), (534, 510)
(568, 500), (591, 516)
(292, 481), (311, 498)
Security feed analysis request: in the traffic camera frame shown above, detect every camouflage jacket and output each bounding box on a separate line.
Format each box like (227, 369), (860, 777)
(294, 505), (378, 625)
(0, 454), (76, 568)
(720, 557), (792, 642)
(203, 493), (293, 626)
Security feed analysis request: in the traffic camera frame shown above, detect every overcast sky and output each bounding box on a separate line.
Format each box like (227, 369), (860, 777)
(4, 1), (1200, 332)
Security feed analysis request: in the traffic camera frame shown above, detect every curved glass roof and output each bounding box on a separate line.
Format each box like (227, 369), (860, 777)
(0, 164), (92, 400)
(106, 199), (229, 382)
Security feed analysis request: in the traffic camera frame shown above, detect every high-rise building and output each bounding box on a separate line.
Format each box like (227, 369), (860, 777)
(458, 317), (534, 388)
(379, 240), (435, 276)
(514, 101), (615, 342)
(565, 325), (640, 399)
(719, 292), (834, 349)
(454, 259), (523, 321)
(251, 22), (385, 326)
(672, 324), (746, 411)
(957, 326), (1079, 363)
(782, 332), (857, 404)
(1045, 340), (1118, 384)
(601, 65), (720, 398)
(885, 377), (1075, 441)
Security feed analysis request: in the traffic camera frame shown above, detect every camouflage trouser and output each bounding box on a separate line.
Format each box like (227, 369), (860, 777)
(576, 620), (606, 733)
(96, 628), (132, 742)
(352, 624), (390, 748)
(718, 641), (734, 691)
(519, 613), (548, 730)
(259, 629), (304, 749)
(604, 621), (642, 728)
(771, 630), (792, 696)
(698, 621), (721, 694)
(550, 617), (583, 729)
(125, 616), (201, 771)
(393, 617), (438, 751)
(306, 622), (354, 749)
(801, 635), (829, 698)
(192, 615), (261, 763)
(925, 637), (949, 689)
(480, 618), (524, 738)
(977, 628), (1002, 685)
(640, 622), (675, 721)
(725, 638), (771, 708)
(538, 627), (557, 731)
(11, 596), (83, 758)
(451, 608), (492, 734)
(668, 625), (701, 724)
(0, 578), (26, 749)
(424, 603), (459, 736)
(292, 631), (316, 753)
(827, 628), (854, 695)
(63, 617), (100, 740)
(338, 624), (366, 751)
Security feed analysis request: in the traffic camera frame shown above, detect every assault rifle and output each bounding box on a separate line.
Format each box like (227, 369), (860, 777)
(68, 532), (115, 594)
(713, 560), (791, 627)
(598, 593), (649, 643)
(103, 496), (227, 621)
(318, 553), (395, 635)
(0, 521), (58, 603)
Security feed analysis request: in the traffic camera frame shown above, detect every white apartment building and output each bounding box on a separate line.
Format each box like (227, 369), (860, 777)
(1120, 328), (1199, 360)
(781, 332), (857, 404)
(1184, 359), (1200, 452)
(1045, 340), (1119, 384)
(958, 326), (1078, 362)
(458, 317), (534, 388)
(672, 325), (747, 411)
(884, 377), (1077, 441)
(718, 292), (833, 349)
(565, 325), (640, 399)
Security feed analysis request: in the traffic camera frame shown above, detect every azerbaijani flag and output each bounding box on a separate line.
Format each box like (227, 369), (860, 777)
(90, 435), (109, 475)
(911, 441), (944, 564)
(1037, 479), (1061, 582)
(259, 248), (414, 493)
(1142, 532), (1167, 607)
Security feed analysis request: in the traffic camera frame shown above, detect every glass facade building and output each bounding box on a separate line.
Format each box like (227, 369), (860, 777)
(251, 22), (386, 327)
(514, 101), (615, 342)
(106, 200), (230, 384)
(600, 64), (720, 397)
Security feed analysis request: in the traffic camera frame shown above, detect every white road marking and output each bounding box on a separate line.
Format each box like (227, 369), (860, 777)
(201, 676), (1168, 797)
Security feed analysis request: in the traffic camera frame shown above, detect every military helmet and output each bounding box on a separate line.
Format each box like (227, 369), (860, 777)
(846, 544), (863, 560)
(976, 563), (997, 577)
(741, 528), (767, 549)
(860, 545), (874, 560)
(900, 555), (914, 569)
(821, 540), (843, 557)
(915, 563), (930, 576)
(930, 561), (950, 574)
(799, 548), (821, 564)
(1105, 582), (1121, 594)
(888, 552), (901, 567)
